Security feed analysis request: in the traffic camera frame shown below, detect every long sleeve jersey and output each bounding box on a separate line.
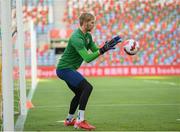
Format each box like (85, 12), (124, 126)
(57, 28), (100, 70)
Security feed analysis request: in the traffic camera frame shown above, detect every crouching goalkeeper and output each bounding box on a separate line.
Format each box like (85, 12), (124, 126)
(56, 12), (121, 131)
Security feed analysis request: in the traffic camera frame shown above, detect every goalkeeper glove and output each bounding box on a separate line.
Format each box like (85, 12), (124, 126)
(107, 35), (122, 47)
(99, 35), (122, 55)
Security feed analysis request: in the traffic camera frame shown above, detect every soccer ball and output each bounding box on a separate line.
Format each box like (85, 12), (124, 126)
(124, 39), (140, 55)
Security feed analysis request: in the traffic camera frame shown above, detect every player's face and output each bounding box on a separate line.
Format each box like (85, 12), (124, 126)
(85, 20), (95, 32)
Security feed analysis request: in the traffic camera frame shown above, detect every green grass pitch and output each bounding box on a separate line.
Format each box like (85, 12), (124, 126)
(24, 76), (180, 131)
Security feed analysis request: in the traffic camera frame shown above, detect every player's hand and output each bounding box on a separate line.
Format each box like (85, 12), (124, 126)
(99, 35), (122, 55)
(99, 41), (115, 55)
(107, 35), (122, 47)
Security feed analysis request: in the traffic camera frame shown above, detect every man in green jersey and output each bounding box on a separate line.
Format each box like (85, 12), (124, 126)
(56, 12), (121, 130)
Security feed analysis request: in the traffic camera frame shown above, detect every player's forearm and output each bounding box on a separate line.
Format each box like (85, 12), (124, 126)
(79, 48), (100, 63)
(84, 51), (99, 63)
(90, 43), (99, 52)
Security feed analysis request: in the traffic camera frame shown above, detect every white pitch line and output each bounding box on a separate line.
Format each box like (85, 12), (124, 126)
(35, 103), (180, 109)
(58, 118), (180, 124)
(56, 120), (65, 123)
(143, 80), (179, 86)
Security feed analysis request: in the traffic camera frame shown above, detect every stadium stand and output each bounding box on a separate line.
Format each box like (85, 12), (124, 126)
(5, 0), (180, 67)
(22, 0), (53, 33)
(21, 0), (54, 66)
(62, 0), (179, 66)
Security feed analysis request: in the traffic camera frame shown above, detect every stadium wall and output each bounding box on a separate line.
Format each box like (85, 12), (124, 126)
(13, 65), (180, 78)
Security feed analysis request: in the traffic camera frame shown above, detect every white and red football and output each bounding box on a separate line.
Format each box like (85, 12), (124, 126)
(124, 39), (140, 55)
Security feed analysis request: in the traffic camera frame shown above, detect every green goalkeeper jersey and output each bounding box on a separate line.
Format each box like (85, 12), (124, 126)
(57, 28), (100, 70)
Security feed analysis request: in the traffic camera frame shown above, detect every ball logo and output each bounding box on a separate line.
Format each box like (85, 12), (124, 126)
(130, 41), (136, 51)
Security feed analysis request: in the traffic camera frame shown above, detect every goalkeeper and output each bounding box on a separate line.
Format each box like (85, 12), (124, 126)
(56, 12), (121, 131)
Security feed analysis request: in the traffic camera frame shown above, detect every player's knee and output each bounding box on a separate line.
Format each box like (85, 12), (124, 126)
(86, 82), (93, 92)
(78, 79), (93, 92)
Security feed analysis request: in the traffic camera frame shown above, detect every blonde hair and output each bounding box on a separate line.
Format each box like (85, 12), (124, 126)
(79, 12), (95, 26)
